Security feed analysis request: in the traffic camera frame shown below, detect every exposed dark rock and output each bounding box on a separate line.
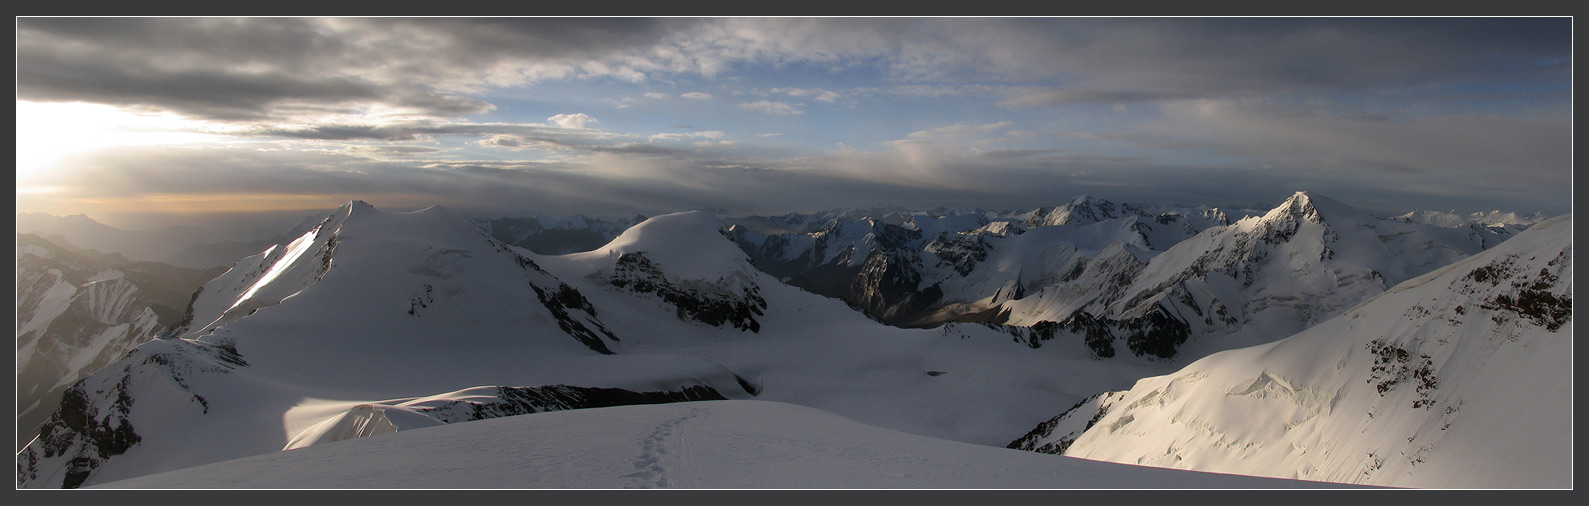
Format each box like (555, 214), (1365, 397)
(1008, 392), (1117, 455)
(847, 250), (941, 326)
(415, 384), (727, 424)
(976, 312), (1117, 357)
(609, 252), (767, 333)
(1065, 312), (1117, 358)
(1366, 339), (1439, 409)
(1479, 263), (1571, 331)
(926, 234), (992, 276)
(498, 246), (621, 354)
(1119, 305), (1191, 358)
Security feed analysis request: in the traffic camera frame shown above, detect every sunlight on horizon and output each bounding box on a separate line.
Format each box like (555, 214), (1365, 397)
(15, 101), (231, 186)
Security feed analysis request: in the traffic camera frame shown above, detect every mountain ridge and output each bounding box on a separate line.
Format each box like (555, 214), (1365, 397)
(1011, 214), (1573, 488)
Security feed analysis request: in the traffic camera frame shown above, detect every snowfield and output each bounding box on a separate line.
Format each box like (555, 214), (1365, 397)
(16, 197), (1569, 490)
(17, 202), (1180, 488)
(91, 400), (1352, 489)
(1020, 215), (1573, 488)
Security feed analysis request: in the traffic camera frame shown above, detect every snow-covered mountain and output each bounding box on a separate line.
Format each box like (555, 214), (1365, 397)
(16, 202), (1177, 488)
(88, 400), (1353, 489)
(14, 234), (225, 450)
(727, 195), (1231, 328)
(1010, 214), (1572, 488)
(1029, 191), (1500, 359)
(1393, 209), (1540, 249)
(731, 192), (1506, 364)
(14, 195), (1559, 489)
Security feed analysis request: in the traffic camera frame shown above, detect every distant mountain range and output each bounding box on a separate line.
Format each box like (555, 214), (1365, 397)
(13, 193), (1567, 489)
(730, 192), (1527, 361)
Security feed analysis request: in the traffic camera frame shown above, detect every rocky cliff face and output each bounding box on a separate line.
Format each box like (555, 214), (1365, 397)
(608, 252), (768, 332)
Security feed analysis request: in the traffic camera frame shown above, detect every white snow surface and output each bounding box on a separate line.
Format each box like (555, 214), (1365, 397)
(92, 400), (1349, 489)
(19, 200), (1561, 490)
(1051, 214), (1573, 488)
(563, 210), (753, 284)
(20, 202), (1181, 488)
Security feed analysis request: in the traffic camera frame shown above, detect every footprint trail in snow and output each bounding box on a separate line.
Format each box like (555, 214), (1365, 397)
(622, 407), (702, 489)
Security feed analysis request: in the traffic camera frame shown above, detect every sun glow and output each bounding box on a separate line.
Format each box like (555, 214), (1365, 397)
(15, 101), (231, 186)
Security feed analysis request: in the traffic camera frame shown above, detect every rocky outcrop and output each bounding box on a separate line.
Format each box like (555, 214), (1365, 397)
(416, 384), (728, 423)
(609, 252), (768, 332)
(17, 338), (248, 488)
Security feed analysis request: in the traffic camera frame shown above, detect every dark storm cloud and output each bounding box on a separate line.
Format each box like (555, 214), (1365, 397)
(15, 18), (692, 122)
(18, 18), (385, 120)
(16, 48), (387, 121)
(17, 18), (1570, 121)
(984, 18), (1573, 107)
(362, 17), (692, 62)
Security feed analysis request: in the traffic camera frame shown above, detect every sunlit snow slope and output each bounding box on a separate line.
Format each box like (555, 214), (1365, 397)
(1015, 215), (1572, 488)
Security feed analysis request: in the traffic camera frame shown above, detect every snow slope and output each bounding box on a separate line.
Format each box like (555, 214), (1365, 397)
(20, 199), (1552, 490)
(1014, 215), (1573, 488)
(16, 203), (750, 488)
(534, 210), (1175, 446)
(17, 203), (1176, 489)
(90, 400), (1350, 489)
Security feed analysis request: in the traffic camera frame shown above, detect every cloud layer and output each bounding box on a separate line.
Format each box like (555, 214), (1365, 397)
(14, 17), (1573, 225)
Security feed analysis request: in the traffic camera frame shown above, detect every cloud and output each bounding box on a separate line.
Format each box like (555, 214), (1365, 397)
(1140, 100), (1573, 186)
(249, 124), (437, 141)
(13, 18), (1573, 222)
(905, 121), (1015, 139)
(548, 113), (598, 129)
(773, 88), (842, 103)
(17, 18), (1570, 125)
(996, 89), (1203, 109)
(587, 143), (685, 156)
(644, 92), (670, 99)
(737, 100), (803, 115)
(649, 131), (727, 142)
(14, 18), (696, 123)
(248, 121), (626, 147)
(341, 145), (445, 158)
